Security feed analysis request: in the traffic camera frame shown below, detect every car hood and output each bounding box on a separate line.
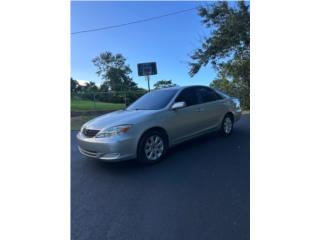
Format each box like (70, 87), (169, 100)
(84, 109), (157, 130)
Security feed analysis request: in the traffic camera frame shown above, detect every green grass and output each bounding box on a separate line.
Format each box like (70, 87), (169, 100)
(71, 99), (125, 112)
(71, 115), (100, 130)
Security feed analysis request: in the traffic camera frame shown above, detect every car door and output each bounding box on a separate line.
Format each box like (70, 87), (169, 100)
(166, 87), (206, 144)
(197, 87), (227, 130)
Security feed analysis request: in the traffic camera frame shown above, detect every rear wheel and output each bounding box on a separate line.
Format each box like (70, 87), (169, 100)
(220, 114), (234, 136)
(137, 130), (168, 164)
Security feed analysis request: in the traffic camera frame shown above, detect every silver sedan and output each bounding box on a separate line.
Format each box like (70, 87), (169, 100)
(77, 85), (241, 163)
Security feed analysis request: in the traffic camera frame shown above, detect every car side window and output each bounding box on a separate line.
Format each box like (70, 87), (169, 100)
(175, 87), (200, 107)
(197, 87), (222, 103)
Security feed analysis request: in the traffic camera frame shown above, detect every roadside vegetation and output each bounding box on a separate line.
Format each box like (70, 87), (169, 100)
(71, 99), (125, 112)
(189, 1), (250, 109)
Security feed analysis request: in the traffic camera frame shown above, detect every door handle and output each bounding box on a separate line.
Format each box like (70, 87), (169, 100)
(196, 108), (204, 112)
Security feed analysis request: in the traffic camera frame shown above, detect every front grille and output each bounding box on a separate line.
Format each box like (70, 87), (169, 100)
(82, 128), (100, 138)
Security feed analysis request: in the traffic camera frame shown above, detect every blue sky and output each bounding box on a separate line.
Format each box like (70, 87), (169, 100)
(71, 1), (215, 89)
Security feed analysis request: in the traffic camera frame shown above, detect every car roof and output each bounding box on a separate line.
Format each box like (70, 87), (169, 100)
(155, 85), (211, 91)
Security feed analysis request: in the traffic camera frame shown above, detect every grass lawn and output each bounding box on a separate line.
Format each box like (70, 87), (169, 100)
(71, 99), (125, 112)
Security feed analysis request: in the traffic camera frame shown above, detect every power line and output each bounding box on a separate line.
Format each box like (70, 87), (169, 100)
(71, 7), (197, 35)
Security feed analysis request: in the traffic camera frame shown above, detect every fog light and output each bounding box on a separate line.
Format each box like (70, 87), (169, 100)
(100, 153), (120, 160)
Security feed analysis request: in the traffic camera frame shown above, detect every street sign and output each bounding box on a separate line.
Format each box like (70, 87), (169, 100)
(137, 62), (157, 76)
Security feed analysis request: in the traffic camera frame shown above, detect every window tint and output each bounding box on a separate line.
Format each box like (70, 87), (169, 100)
(215, 89), (229, 98)
(175, 87), (200, 107)
(197, 87), (222, 103)
(127, 89), (178, 110)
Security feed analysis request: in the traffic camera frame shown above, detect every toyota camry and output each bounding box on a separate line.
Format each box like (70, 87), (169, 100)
(77, 85), (241, 163)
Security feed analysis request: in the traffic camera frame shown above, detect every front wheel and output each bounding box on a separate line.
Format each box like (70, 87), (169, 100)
(220, 114), (234, 136)
(137, 130), (168, 164)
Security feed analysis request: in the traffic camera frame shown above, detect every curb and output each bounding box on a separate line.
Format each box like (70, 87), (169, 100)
(71, 110), (112, 117)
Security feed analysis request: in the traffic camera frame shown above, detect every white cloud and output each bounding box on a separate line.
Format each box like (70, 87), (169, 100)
(76, 79), (89, 86)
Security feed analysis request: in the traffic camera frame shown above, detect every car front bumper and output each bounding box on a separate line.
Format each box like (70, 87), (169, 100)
(76, 132), (137, 161)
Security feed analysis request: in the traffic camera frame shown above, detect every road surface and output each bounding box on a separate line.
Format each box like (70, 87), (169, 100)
(71, 114), (250, 240)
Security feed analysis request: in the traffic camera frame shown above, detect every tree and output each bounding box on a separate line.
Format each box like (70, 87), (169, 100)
(153, 80), (177, 89)
(92, 51), (137, 92)
(210, 73), (236, 96)
(71, 77), (78, 93)
(84, 81), (98, 92)
(189, 1), (250, 109)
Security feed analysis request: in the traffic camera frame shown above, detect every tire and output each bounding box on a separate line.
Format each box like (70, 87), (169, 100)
(137, 130), (168, 164)
(220, 114), (234, 136)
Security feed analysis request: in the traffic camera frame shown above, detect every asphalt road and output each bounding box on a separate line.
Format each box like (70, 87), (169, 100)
(71, 114), (250, 240)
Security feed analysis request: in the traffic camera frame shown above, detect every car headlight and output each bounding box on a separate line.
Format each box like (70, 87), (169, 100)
(80, 124), (86, 133)
(95, 125), (132, 138)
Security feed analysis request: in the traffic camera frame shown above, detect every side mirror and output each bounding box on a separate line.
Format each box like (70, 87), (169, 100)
(171, 101), (186, 110)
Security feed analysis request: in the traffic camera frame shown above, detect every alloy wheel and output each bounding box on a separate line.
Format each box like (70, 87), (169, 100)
(144, 135), (164, 161)
(223, 117), (233, 134)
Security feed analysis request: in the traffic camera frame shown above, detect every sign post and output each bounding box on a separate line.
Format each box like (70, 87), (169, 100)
(146, 75), (150, 92)
(137, 62), (157, 92)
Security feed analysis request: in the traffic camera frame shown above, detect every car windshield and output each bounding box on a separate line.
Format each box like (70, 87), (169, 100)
(127, 89), (179, 110)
